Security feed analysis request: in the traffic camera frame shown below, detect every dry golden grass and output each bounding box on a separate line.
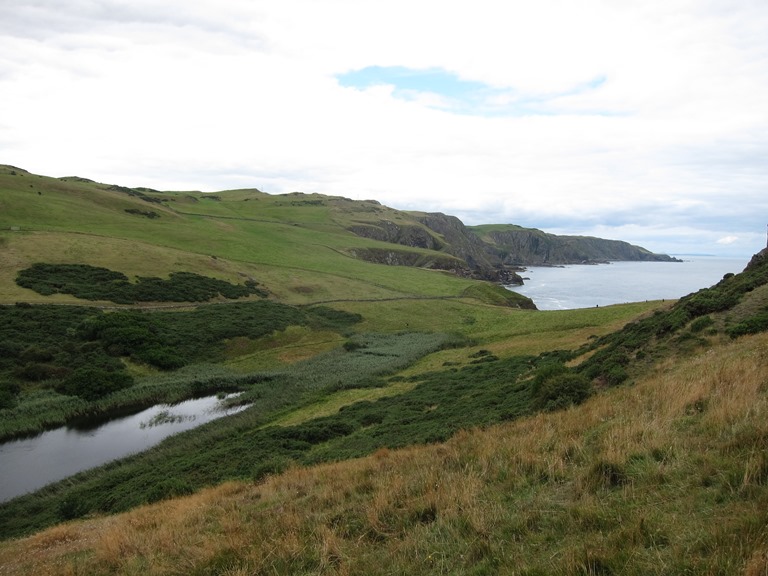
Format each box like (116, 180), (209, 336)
(2, 333), (767, 575)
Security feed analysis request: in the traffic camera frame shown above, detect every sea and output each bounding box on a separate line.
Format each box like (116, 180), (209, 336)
(505, 256), (751, 311)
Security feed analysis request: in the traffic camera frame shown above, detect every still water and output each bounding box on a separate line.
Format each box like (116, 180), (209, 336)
(0, 394), (249, 503)
(506, 256), (749, 311)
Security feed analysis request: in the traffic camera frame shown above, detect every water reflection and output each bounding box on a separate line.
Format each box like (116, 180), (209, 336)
(0, 394), (249, 503)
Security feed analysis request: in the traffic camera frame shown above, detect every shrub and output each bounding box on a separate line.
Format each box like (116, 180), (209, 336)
(533, 372), (592, 411)
(137, 347), (187, 370)
(16, 263), (266, 303)
(55, 367), (134, 401)
(251, 456), (293, 481)
(14, 362), (69, 382)
(58, 494), (91, 521)
(690, 315), (715, 333)
(146, 478), (195, 503)
(727, 310), (768, 338)
(602, 363), (629, 386)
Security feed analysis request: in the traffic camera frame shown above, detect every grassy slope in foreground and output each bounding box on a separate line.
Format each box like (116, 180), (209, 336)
(1, 330), (766, 575)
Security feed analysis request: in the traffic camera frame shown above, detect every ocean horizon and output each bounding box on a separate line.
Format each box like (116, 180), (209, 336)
(505, 256), (750, 311)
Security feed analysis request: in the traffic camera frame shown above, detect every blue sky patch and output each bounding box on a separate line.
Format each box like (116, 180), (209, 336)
(337, 66), (488, 99)
(337, 65), (607, 117)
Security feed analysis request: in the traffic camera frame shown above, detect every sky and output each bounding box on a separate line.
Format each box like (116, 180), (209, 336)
(2, 1), (767, 257)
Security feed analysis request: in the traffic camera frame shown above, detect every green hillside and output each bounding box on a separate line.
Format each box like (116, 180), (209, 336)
(0, 165), (495, 306)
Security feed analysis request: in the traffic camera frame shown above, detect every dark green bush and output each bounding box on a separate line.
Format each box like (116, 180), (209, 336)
(251, 456), (293, 481)
(16, 264), (266, 303)
(58, 493), (92, 521)
(533, 372), (592, 411)
(55, 367), (134, 401)
(137, 347), (186, 370)
(727, 310), (768, 338)
(531, 362), (568, 394)
(14, 362), (69, 382)
(690, 315), (715, 333)
(604, 364), (629, 386)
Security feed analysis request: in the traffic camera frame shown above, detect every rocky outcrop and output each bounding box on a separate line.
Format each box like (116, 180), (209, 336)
(347, 222), (444, 251)
(476, 227), (681, 266)
(746, 247), (768, 271)
(347, 247), (461, 270)
(348, 213), (525, 283)
(344, 208), (679, 283)
(410, 212), (498, 271)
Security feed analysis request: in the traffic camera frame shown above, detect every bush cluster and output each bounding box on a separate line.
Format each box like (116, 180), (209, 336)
(531, 362), (592, 411)
(55, 368), (134, 401)
(727, 309), (768, 338)
(0, 301), (362, 406)
(16, 263), (268, 304)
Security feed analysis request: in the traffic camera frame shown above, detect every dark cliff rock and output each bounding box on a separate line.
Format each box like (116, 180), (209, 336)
(347, 247), (462, 271)
(347, 214), (524, 283)
(347, 222), (444, 251)
(474, 226), (681, 266)
(745, 247), (768, 271)
(344, 207), (678, 283)
(409, 212), (497, 270)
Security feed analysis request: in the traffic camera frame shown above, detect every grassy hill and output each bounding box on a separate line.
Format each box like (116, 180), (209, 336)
(0, 165), (766, 574)
(0, 165), (495, 305)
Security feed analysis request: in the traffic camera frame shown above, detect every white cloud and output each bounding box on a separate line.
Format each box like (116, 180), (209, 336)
(1, 0), (767, 256)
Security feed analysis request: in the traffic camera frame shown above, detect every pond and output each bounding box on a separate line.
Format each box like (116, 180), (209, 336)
(0, 394), (249, 503)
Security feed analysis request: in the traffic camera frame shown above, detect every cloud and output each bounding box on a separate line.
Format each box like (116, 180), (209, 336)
(1, 0), (767, 257)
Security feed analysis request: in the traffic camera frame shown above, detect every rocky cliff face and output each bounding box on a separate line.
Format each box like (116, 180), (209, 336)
(746, 247), (768, 271)
(343, 207), (678, 283)
(347, 213), (524, 283)
(409, 212), (499, 271)
(476, 227), (681, 266)
(347, 222), (444, 251)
